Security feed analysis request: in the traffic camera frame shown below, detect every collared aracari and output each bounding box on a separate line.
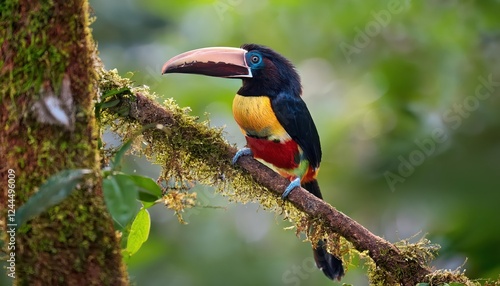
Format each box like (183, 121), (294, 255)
(162, 43), (344, 281)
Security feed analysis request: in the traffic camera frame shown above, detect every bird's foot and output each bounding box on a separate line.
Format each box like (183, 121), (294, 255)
(282, 177), (301, 199)
(232, 147), (253, 165)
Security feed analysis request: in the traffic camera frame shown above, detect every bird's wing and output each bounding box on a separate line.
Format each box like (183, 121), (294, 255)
(271, 93), (322, 168)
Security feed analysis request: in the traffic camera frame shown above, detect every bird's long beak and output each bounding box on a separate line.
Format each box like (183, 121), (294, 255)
(162, 47), (252, 78)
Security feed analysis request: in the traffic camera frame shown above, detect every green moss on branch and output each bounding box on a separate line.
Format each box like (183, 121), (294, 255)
(98, 68), (306, 224)
(96, 68), (487, 285)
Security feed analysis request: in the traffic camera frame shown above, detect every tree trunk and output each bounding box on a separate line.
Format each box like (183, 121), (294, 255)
(0, 0), (128, 285)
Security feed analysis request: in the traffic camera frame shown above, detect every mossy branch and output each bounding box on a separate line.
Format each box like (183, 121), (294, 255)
(98, 69), (478, 286)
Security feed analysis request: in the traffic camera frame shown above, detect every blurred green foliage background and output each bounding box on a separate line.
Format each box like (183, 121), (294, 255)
(90, 0), (500, 285)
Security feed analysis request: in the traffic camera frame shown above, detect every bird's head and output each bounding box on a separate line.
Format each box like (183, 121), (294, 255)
(162, 43), (302, 97)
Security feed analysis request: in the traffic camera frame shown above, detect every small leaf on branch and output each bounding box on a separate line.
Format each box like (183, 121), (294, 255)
(125, 208), (151, 257)
(103, 173), (139, 229)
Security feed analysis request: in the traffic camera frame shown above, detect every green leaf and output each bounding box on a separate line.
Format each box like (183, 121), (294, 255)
(125, 208), (151, 256)
(99, 99), (120, 109)
(111, 140), (133, 170)
(128, 175), (162, 197)
(16, 169), (92, 227)
(137, 191), (160, 203)
(103, 173), (139, 229)
(415, 284), (430, 286)
(95, 87), (130, 119)
(128, 175), (162, 208)
(138, 192), (159, 209)
(101, 87), (130, 99)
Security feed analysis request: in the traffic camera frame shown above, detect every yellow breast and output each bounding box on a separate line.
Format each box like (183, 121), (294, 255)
(232, 94), (288, 140)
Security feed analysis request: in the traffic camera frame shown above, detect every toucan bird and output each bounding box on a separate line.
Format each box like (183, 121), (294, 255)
(162, 43), (344, 281)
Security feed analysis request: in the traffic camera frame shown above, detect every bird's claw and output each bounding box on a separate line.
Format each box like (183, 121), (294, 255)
(282, 177), (301, 199)
(232, 147), (253, 165)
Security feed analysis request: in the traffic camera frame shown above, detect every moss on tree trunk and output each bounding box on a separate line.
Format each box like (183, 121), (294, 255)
(0, 0), (128, 284)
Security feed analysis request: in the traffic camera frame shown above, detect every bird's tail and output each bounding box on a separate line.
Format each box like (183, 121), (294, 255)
(302, 180), (345, 281)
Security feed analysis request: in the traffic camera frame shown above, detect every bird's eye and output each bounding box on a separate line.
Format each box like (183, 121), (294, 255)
(247, 52), (262, 67)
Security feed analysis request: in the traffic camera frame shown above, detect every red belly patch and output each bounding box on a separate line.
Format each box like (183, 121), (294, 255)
(245, 136), (299, 170)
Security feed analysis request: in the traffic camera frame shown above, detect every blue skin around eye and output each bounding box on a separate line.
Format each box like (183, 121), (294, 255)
(246, 52), (263, 69)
